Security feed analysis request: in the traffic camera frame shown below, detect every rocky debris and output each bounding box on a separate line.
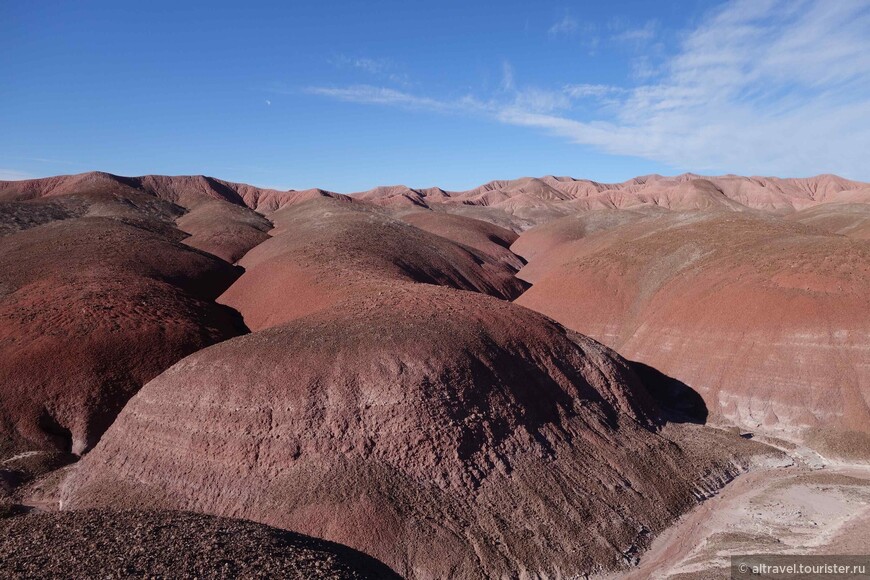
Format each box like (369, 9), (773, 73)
(0, 509), (399, 579)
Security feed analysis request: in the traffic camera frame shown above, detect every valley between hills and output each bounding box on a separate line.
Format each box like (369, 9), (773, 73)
(1, 171), (868, 579)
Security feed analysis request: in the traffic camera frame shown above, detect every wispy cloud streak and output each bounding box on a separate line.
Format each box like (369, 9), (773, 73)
(306, 0), (870, 178)
(0, 169), (36, 181)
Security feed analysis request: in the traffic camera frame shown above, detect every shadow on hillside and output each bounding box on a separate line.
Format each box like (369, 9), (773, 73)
(268, 528), (404, 580)
(629, 361), (708, 424)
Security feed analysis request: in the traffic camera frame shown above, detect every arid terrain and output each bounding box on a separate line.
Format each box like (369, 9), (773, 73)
(1, 171), (868, 578)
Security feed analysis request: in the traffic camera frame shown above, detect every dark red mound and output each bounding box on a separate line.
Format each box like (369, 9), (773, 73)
(4, 171), (868, 221)
(218, 198), (528, 330)
(396, 209), (525, 270)
(63, 285), (768, 577)
(515, 211), (870, 441)
(0, 189), (185, 238)
(0, 172), (245, 208)
(0, 510), (398, 579)
(0, 171), (343, 213)
(0, 172), (144, 203)
(175, 199), (272, 263)
(0, 173), (277, 263)
(0, 217), (246, 455)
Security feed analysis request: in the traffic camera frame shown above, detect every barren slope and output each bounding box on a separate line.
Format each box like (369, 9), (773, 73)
(62, 284), (771, 578)
(218, 198), (528, 331)
(1, 173), (280, 262)
(515, 212), (870, 447)
(0, 216), (246, 457)
(0, 510), (399, 579)
(349, 173), (870, 230)
(395, 209), (524, 269)
(509, 207), (667, 268)
(786, 203), (870, 240)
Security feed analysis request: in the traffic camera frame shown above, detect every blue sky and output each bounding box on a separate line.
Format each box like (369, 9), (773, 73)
(2, 0), (868, 191)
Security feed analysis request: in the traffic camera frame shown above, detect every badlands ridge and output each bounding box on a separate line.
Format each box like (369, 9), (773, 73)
(0, 171), (868, 578)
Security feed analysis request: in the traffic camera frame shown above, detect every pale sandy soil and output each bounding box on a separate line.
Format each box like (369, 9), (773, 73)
(609, 441), (870, 580)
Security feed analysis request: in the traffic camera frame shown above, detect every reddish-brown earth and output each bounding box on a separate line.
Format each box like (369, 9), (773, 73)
(9, 170), (867, 232)
(174, 198), (272, 263)
(395, 209), (525, 270)
(786, 202), (870, 240)
(344, 173), (870, 230)
(0, 173), (278, 262)
(5, 170), (868, 236)
(0, 216), (247, 456)
(509, 207), (665, 266)
(62, 284), (771, 577)
(0, 174), (309, 460)
(514, 211), (870, 449)
(0, 510), (399, 578)
(217, 197), (528, 331)
(0, 170), (867, 577)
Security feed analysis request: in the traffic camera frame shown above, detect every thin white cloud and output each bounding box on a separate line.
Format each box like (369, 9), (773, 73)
(629, 55), (659, 81)
(0, 169), (35, 181)
(329, 55), (390, 74)
(304, 84), (565, 116)
(354, 58), (387, 74)
(6, 156), (76, 165)
(513, 87), (570, 113)
(501, 61), (515, 92)
(304, 85), (472, 114)
(586, 0), (870, 176)
(307, 0), (870, 179)
(612, 20), (658, 43)
(548, 15), (579, 36)
(328, 54), (411, 87)
(549, 15), (599, 53)
(563, 84), (624, 99)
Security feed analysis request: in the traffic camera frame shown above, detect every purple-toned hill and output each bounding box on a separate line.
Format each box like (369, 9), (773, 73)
(63, 284), (769, 577)
(0, 216), (245, 456)
(218, 198), (528, 330)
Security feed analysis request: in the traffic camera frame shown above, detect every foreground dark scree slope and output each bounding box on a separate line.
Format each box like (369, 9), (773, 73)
(0, 170), (866, 578)
(0, 509), (399, 579)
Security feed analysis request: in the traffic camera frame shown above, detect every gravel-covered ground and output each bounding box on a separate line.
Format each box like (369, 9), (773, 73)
(0, 509), (400, 579)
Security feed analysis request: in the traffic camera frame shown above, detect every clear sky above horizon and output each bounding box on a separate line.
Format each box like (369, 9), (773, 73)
(2, 0), (868, 191)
